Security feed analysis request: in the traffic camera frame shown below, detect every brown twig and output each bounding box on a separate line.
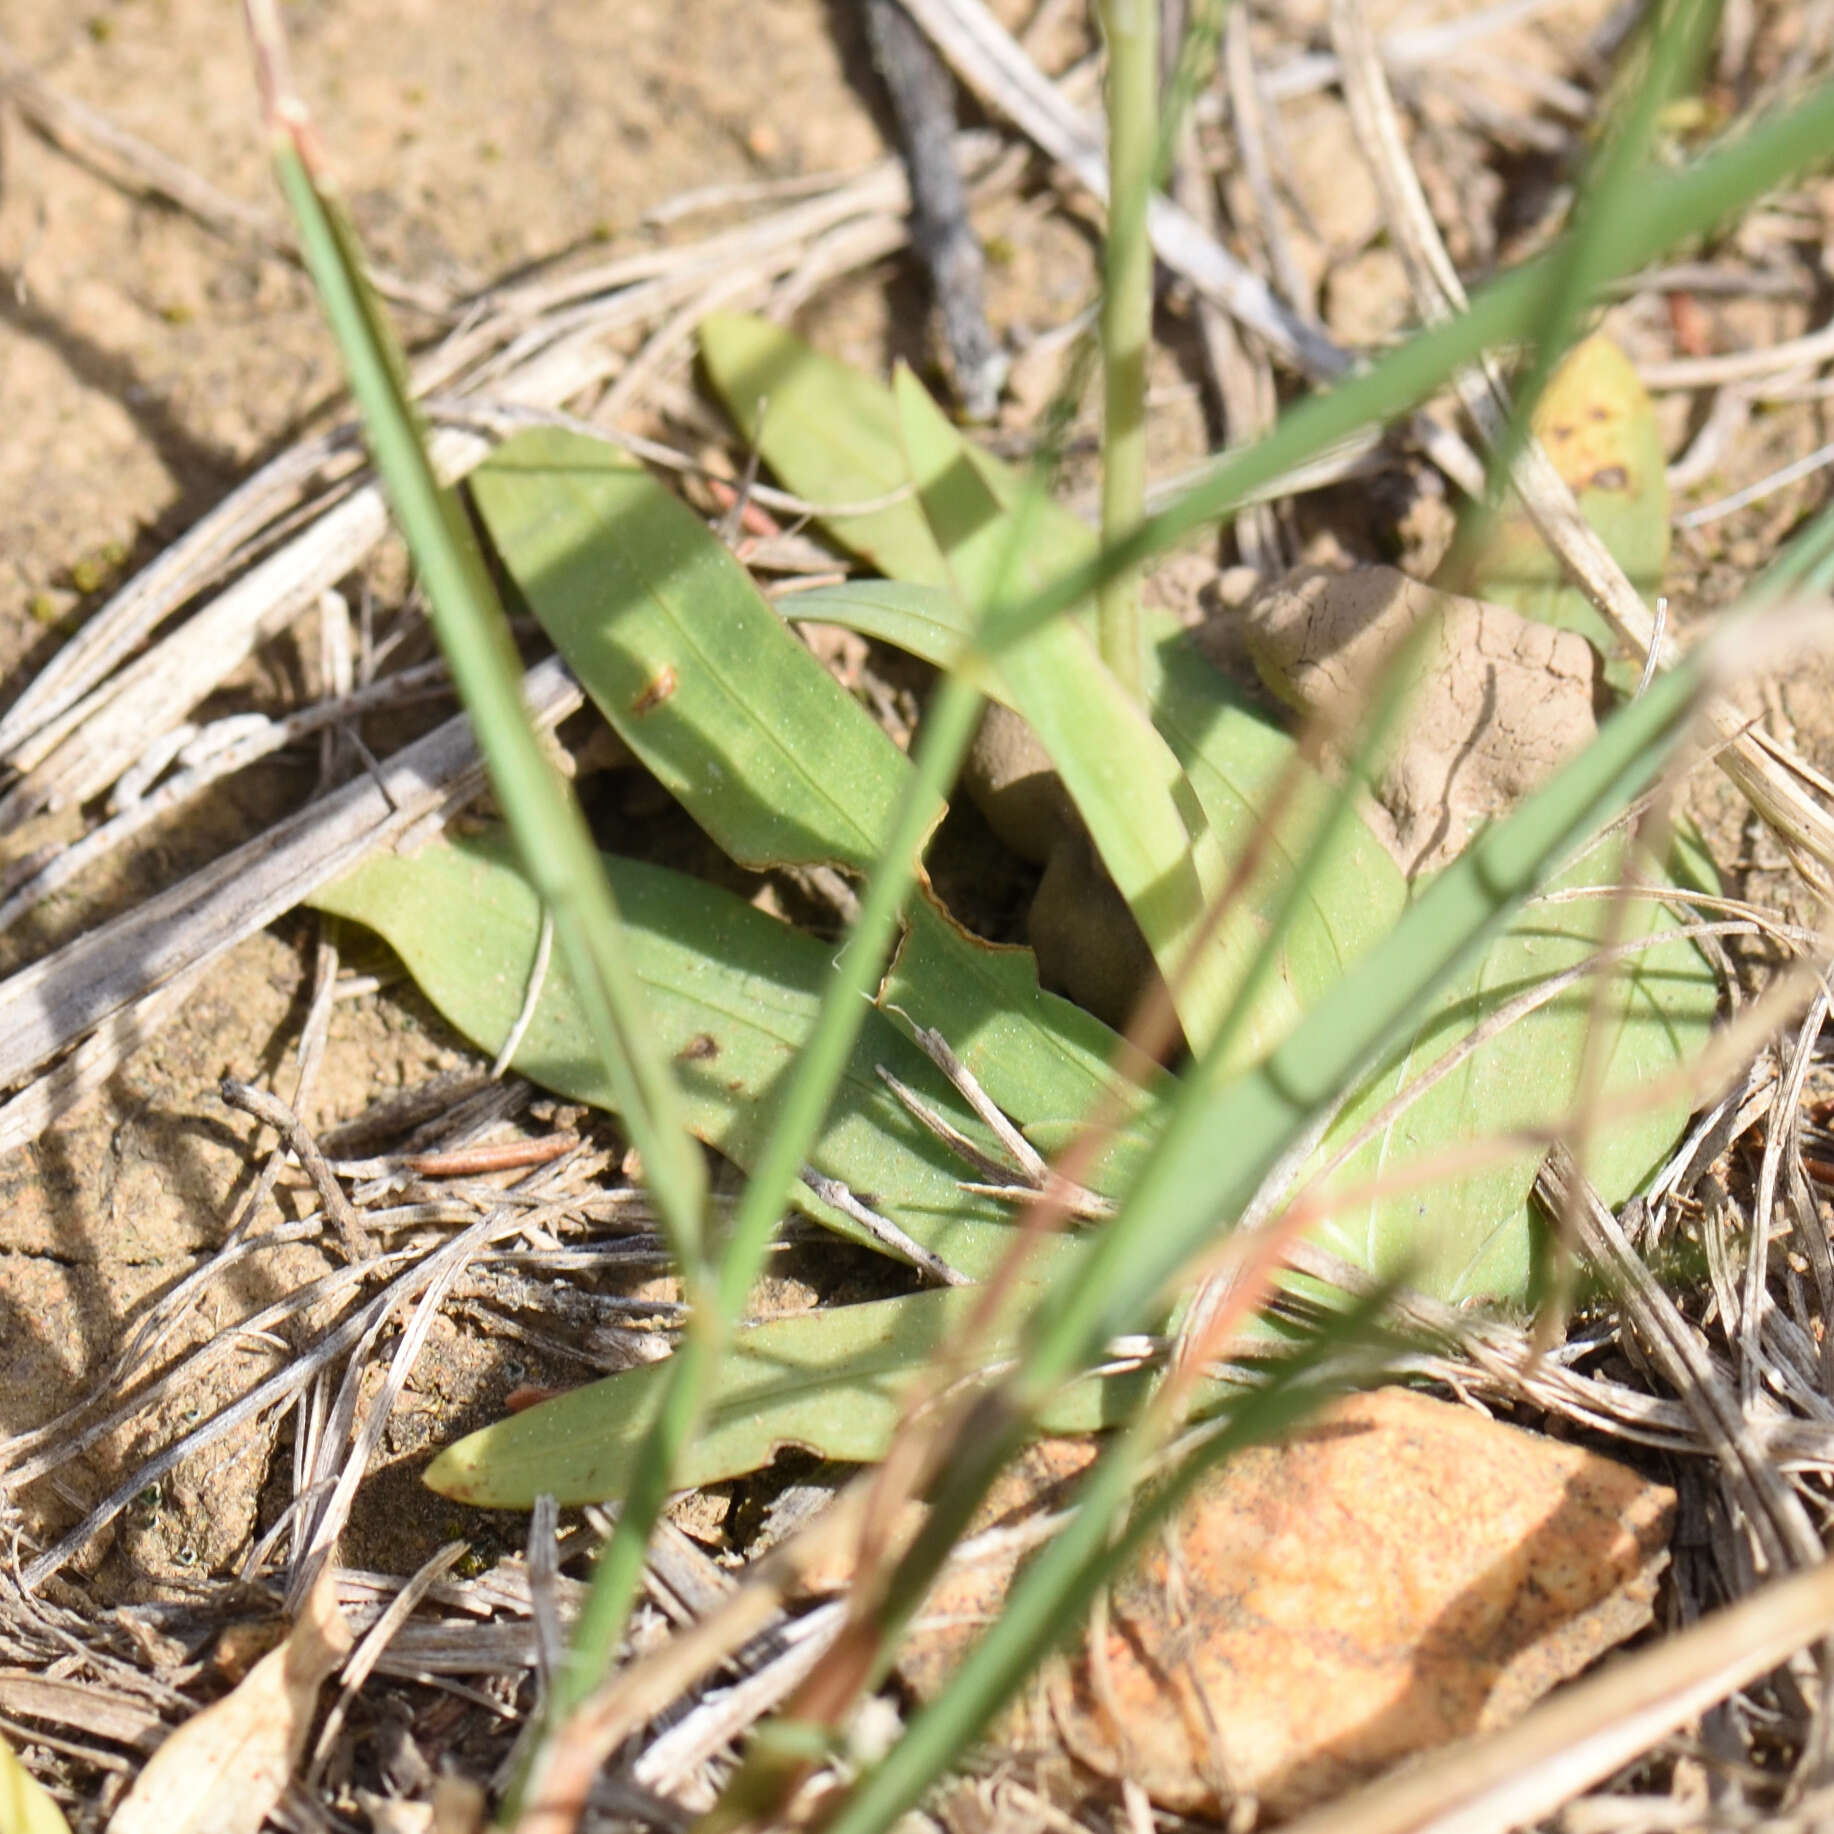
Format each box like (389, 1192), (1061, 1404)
(220, 1074), (372, 1262)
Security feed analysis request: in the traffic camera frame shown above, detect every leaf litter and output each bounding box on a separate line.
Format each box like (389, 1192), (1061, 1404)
(1, 1), (1834, 1830)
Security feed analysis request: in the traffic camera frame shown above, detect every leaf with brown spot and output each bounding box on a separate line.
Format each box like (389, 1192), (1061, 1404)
(628, 664), (677, 716)
(1440, 335), (1670, 680)
(471, 428), (919, 876)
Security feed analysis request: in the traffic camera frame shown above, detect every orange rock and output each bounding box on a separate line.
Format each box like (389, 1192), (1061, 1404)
(899, 1388), (1674, 1822)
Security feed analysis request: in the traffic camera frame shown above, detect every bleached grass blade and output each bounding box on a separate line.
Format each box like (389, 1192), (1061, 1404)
(1278, 1556), (1834, 1834)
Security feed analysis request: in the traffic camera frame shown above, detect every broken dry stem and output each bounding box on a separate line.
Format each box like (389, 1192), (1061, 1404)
(1279, 1553), (1834, 1834)
(219, 1074), (370, 1261)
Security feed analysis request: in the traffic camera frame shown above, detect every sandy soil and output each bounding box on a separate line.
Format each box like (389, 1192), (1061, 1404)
(0, 0), (902, 1590)
(0, 0), (1192, 1605)
(3, 1), (1834, 1817)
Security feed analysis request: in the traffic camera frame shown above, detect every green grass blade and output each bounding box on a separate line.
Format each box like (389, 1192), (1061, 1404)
(1095, 0), (1156, 697)
(818, 1295), (1393, 1834)
(261, 136), (707, 1267)
(704, 698), (989, 1309)
(572, 495), (1071, 1695)
(696, 481), (1073, 1329)
(532, 675), (1005, 1733)
(248, 61), (717, 1790)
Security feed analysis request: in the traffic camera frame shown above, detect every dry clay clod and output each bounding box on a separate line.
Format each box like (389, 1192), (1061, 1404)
(880, 1389), (1673, 1823)
(959, 561), (1605, 1021)
(1242, 566), (1609, 877)
(963, 701), (1167, 1039)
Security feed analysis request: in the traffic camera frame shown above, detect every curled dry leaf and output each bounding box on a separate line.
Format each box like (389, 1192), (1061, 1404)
(876, 1389), (1672, 1822)
(1239, 566), (1607, 877)
(107, 1564), (351, 1834)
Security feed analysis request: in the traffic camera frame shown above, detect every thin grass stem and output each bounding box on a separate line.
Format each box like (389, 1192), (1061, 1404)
(1004, 74), (1834, 647)
(1096, 0), (1157, 699)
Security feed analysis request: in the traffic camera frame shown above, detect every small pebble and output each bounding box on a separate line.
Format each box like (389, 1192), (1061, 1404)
(1216, 564), (1264, 611)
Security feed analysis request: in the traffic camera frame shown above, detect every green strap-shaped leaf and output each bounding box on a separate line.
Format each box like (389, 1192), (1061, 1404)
(426, 1286), (1011, 1504)
(267, 137), (711, 1269)
(891, 366), (1254, 1052)
(700, 309), (960, 584)
(313, 834), (1132, 1282)
(423, 1280), (1203, 1507)
(465, 426), (1188, 1114)
(470, 430), (918, 875)
(1313, 850), (1717, 1301)
(885, 891), (1163, 1180)
(1143, 621), (1408, 1014)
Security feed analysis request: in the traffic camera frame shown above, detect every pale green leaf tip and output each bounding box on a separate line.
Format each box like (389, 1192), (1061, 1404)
(1, 1732), (74, 1834)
